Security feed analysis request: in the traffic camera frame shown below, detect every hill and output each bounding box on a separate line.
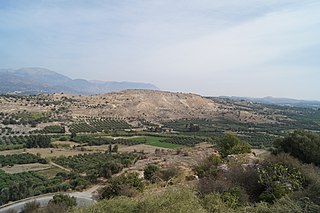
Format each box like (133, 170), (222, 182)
(0, 89), (287, 123)
(0, 68), (158, 95)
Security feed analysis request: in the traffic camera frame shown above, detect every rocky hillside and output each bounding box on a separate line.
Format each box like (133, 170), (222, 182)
(0, 89), (286, 124)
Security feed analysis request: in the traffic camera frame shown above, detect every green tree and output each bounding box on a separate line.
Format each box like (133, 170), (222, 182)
(188, 123), (200, 132)
(274, 130), (320, 165)
(216, 133), (251, 157)
(112, 145), (119, 153)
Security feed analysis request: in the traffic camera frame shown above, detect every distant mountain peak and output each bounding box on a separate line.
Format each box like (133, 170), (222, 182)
(220, 96), (320, 108)
(0, 67), (159, 95)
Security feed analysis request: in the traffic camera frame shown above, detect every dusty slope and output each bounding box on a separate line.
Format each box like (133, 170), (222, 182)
(53, 90), (274, 123)
(0, 90), (282, 123)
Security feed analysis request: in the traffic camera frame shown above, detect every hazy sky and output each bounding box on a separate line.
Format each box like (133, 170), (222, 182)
(0, 0), (319, 100)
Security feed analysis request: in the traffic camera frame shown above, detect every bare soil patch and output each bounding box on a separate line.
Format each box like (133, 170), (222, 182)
(119, 144), (169, 154)
(51, 140), (80, 147)
(1, 163), (52, 174)
(26, 148), (97, 158)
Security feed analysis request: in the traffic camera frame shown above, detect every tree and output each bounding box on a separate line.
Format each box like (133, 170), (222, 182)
(274, 130), (320, 165)
(108, 144), (112, 153)
(112, 145), (118, 153)
(188, 123), (200, 132)
(216, 133), (251, 157)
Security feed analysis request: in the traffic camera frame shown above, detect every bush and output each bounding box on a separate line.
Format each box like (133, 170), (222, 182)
(49, 194), (77, 209)
(225, 164), (263, 202)
(59, 136), (68, 141)
(144, 164), (160, 181)
(257, 154), (306, 203)
(21, 201), (40, 213)
(156, 166), (181, 182)
(74, 187), (207, 213)
(202, 192), (243, 213)
(274, 130), (320, 165)
(198, 177), (233, 196)
(100, 172), (144, 199)
(194, 154), (221, 178)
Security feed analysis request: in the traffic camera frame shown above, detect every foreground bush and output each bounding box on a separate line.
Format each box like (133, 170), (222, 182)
(70, 187), (320, 213)
(71, 187), (206, 213)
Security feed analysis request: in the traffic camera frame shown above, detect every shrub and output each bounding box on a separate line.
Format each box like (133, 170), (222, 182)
(225, 164), (264, 202)
(156, 166), (181, 182)
(21, 201), (40, 213)
(216, 133), (251, 158)
(100, 172), (144, 199)
(194, 154), (221, 178)
(49, 194), (77, 209)
(74, 187), (206, 213)
(258, 154), (306, 203)
(274, 130), (320, 165)
(144, 164), (160, 181)
(202, 192), (243, 213)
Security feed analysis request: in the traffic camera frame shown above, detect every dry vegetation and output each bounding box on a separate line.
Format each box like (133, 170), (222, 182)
(0, 90), (283, 123)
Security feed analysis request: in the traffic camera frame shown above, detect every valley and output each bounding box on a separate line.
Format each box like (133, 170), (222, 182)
(0, 90), (319, 212)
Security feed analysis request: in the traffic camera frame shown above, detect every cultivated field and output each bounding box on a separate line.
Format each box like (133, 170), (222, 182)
(0, 163), (52, 174)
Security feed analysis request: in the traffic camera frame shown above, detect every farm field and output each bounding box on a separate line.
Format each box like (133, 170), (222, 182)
(35, 166), (68, 178)
(0, 148), (98, 158)
(119, 144), (170, 153)
(27, 148), (99, 158)
(0, 163), (51, 174)
(0, 91), (320, 211)
(129, 136), (184, 149)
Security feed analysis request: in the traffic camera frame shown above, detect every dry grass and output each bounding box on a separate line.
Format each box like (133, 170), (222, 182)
(35, 166), (67, 178)
(0, 148), (90, 158)
(26, 148), (97, 158)
(51, 140), (80, 147)
(0, 163), (52, 174)
(0, 149), (26, 155)
(119, 144), (169, 154)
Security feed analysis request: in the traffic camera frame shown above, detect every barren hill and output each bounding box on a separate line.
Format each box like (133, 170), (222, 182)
(0, 89), (288, 123)
(48, 90), (279, 123)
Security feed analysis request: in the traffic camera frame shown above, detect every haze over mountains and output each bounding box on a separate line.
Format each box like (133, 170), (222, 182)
(0, 68), (158, 95)
(0, 67), (318, 109)
(221, 96), (320, 108)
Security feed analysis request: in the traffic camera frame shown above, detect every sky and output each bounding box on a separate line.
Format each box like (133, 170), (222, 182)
(0, 0), (319, 100)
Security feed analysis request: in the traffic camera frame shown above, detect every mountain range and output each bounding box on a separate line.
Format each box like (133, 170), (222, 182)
(220, 96), (320, 108)
(0, 68), (158, 95)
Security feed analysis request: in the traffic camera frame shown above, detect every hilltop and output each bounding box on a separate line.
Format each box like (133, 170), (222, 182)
(0, 89), (285, 123)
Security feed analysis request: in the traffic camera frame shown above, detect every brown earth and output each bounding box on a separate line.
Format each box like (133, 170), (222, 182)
(0, 90), (287, 123)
